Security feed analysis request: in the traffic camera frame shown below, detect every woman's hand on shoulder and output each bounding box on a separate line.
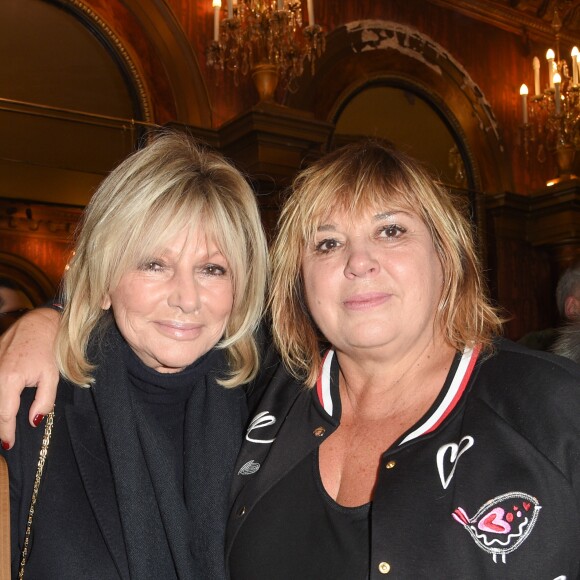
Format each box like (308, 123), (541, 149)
(0, 308), (60, 449)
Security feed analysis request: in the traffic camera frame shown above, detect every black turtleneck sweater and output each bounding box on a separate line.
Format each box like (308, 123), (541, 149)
(122, 342), (214, 491)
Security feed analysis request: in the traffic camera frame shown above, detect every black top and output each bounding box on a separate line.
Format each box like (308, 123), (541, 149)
(230, 448), (370, 580)
(124, 344), (199, 488)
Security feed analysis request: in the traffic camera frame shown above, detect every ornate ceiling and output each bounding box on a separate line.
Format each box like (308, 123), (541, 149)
(432, 0), (580, 42)
(510, 0), (580, 31)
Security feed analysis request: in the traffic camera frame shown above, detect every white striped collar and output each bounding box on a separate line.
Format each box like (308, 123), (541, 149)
(398, 345), (480, 445)
(315, 349), (336, 417)
(314, 345), (481, 441)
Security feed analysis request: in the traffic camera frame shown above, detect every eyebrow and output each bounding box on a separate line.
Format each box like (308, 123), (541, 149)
(316, 223), (337, 232)
(316, 210), (411, 231)
(374, 210), (411, 221)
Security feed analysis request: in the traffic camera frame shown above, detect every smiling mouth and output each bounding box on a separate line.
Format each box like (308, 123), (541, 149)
(343, 293), (390, 310)
(159, 321), (202, 330)
(155, 321), (203, 338)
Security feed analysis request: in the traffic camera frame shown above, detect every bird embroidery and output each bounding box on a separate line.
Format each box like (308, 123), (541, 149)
(452, 492), (541, 563)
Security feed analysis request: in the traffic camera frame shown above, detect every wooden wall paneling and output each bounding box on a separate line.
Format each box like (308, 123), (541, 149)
(485, 192), (555, 339)
(486, 182), (580, 339)
(217, 103), (334, 238)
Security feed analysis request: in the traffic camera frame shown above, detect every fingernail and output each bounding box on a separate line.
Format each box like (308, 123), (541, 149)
(1, 441), (10, 451)
(32, 414), (45, 427)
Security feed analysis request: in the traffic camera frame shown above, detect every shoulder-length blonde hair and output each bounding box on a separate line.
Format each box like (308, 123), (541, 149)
(270, 139), (503, 386)
(57, 130), (268, 388)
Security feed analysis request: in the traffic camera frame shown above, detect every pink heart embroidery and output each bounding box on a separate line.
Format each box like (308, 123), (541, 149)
(523, 502), (531, 511)
(477, 508), (511, 534)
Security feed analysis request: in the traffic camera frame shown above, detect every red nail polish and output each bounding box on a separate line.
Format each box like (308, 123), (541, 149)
(1, 441), (10, 451)
(32, 414), (45, 427)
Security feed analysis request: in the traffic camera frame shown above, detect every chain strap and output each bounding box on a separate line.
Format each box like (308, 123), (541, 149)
(18, 409), (54, 579)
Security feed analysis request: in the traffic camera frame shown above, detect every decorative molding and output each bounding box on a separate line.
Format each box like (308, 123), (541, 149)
(64, 0), (152, 122)
(0, 199), (82, 242)
(427, 0), (580, 45)
(219, 102), (333, 179)
(343, 20), (502, 146)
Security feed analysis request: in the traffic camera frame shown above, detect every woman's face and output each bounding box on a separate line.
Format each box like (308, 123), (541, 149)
(104, 227), (234, 373)
(301, 206), (444, 358)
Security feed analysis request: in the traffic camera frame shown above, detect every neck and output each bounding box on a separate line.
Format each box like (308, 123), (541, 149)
(336, 338), (456, 422)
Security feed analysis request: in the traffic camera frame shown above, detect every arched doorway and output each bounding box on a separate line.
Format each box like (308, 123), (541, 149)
(0, 0), (156, 206)
(288, 20), (510, 194)
(331, 82), (476, 221)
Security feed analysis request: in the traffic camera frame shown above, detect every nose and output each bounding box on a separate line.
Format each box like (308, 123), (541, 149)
(344, 244), (379, 279)
(168, 271), (201, 313)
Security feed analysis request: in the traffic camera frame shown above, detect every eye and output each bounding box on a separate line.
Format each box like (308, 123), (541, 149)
(314, 238), (341, 253)
(139, 260), (165, 272)
(378, 224), (406, 238)
(202, 263), (227, 276)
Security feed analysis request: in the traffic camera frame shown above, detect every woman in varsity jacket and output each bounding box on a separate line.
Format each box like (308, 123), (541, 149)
(225, 141), (580, 579)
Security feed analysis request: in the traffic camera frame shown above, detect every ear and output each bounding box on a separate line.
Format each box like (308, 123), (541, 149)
(102, 294), (112, 310)
(564, 295), (580, 320)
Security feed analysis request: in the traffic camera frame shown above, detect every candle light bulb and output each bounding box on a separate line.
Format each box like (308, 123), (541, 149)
(553, 73), (562, 115)
(520, 84), (529, 124)
(307, 0), (315, 25)
(213, 0), (221, 41)
(532, 56), (541, 96)
(546, 49), (556, 88)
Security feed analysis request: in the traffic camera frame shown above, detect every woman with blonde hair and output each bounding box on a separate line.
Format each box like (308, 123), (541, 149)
(0, 130), (268, 579)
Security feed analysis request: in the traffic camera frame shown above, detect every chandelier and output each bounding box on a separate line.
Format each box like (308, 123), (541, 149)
(206, 0), (325, 103)
(519, 8), (580, 185)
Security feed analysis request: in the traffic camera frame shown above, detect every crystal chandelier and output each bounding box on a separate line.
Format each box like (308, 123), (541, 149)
(206, 0), (325, 103)
(519, 8), (580, 185)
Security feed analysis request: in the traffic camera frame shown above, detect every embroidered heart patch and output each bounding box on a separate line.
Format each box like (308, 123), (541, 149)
(478, 508), (511, 534)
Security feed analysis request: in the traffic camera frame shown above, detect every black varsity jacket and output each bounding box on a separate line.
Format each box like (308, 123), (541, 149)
(226, 339), (580, 579)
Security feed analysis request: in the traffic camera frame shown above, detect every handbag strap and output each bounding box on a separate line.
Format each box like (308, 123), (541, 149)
(18, 410), (54, 579)
(0, 455), (10, 580)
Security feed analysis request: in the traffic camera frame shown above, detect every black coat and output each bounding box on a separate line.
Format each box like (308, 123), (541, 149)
(6, 381), (130, 579)
(4, 327), (246, 580)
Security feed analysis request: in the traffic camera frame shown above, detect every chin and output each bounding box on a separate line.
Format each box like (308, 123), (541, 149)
(153, 353), (204, 373)
(342, 329), (395, 348)
(154, 360), (190, 373)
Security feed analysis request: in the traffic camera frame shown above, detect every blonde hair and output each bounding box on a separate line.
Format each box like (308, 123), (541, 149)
(270, 139), (503, 386)
(57, 130), (268, 387)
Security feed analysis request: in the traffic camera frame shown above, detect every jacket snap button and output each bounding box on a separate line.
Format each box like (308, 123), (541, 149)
(385, 460), (396, 469)
(378, 561), (391, 574)
(313, 426), (326, 437)
(237, 506), (246, 517)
